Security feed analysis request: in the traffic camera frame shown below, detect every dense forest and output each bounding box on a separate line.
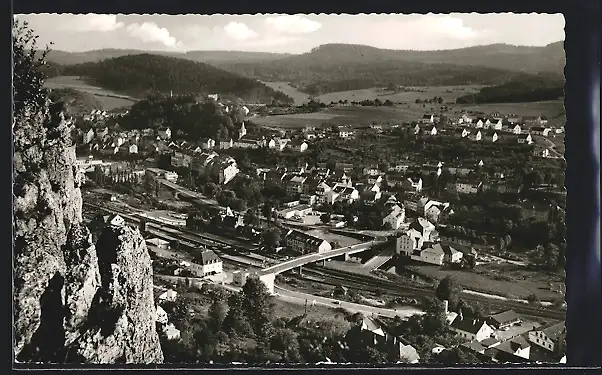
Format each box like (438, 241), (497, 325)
(57, 54), (294, 104)
(222, 59), (538, 95)
(119, 93), (247, 140)
(455, 74), (564, 104)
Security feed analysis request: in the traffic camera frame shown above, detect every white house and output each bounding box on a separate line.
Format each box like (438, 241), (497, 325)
(450, 313), (494, 342)
(109, 214), (125, 227)
(411, 245), (445, 265)
(459, 114), (473, 124)
(383, 204), (406, 230)
(512, 124), (523, 135)
(528, 321), (566, 354)
(232, 270), (250, 286)
(530, 126), (552, 137)
(518, 134), (533, 144)
(474, 118), (484, 128)
(414, 124), (421, 135)
(202, 138), (216, 150)
(128, 144), (138, 154)
(162, 323), (181, 341)
(158, 289), (178, 303)
(429, 126), (438, 136)
(420, 114), (435, 124)
(155, 305), (169, 325)
(396, 234), (414, 257)
(492, 132), (499, 143)
(472, 130), (482, 142)
(425, 205), (442, 223)
(537, 116), (549, 125)
(158, 127), (172, 140)
(242, 105), (250, 116)
(199, 250), (223, 276)
(238, 122), (247, 139)
(460, 128), (471, 138)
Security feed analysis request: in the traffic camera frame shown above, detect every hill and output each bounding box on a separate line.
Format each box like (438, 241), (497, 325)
(455, 74), (564, 104)
(217, 42), (565, 94)
(47, 87), (103, 114)
(44, 48), (290, 66)
(59, 54), (294, 104)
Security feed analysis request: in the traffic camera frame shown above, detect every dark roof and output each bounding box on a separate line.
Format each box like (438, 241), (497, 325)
(422, 114), (433, 119)
(451, 316), (489, 334)
(480, 337), (500, 348)
(540, 321), (566, 341)
(509, 335), (530, 351)
(199, 250), (221, 265)
(461, 340), (486, 353)
(285, 229), (327, 247)
(487, 310), (521, 326)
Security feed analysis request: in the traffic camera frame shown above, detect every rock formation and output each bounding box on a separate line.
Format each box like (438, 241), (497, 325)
(13, 78), (163, 363)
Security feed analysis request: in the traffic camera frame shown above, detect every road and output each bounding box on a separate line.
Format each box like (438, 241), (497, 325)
(218, 279), (424, 319)
(362, 248), (396, 270)
(532, 134), (564, 159)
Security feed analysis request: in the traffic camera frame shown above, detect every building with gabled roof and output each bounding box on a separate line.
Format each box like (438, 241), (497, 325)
(450, 312), (494, 342)
(283, 229), (332, 254)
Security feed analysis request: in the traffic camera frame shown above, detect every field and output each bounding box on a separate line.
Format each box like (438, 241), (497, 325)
(454, 100), (565, 123)
(44, 76), (138, 110)
(261, 81), (311, 105)
(316, 85), (483, 104)
(406, 263), (564, 302)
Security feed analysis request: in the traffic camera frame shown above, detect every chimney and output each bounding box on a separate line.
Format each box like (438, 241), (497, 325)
(473, 319), (477, 325)
(443, 300), (449, 314)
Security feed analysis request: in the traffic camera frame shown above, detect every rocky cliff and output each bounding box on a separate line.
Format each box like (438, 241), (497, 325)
(13, 96), (164, 363)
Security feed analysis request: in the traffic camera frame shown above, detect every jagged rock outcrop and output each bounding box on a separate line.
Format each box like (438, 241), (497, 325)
(13, 96), (163, 363)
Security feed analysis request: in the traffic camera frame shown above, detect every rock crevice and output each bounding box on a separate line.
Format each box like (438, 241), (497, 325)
(13, 98), (163, 364)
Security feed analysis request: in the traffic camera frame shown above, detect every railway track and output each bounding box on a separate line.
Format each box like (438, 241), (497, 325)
(83, 202), (565, 321)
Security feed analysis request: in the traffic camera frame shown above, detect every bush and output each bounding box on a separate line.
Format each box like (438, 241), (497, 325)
(527, 294), (540, 304)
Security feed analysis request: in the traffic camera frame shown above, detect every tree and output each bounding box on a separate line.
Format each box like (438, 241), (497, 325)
(208, 300), (228, 332)
(498, 237), (506, 251)
(435, 276), (461, 307)
(222, 293), (253, 337)
(243, 209), (260, 228)
(320, 213), (332, 224)
(240, 277), (275, 340)
(270, 328), (301, 362)
(13, 20), (52, 126)
(544, 243), (560, 269)
(262, 227), (282, 251)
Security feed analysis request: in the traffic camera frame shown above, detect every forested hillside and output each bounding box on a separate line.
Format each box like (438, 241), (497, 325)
(60, 54), (293, 104)
(119, 93), (247, 140)
(217, 42), (565, 94)
(455, 74), (564, 104)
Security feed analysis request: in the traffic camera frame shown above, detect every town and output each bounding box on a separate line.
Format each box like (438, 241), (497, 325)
(73, 89), (566, 364)
(13, 13), (569, 366)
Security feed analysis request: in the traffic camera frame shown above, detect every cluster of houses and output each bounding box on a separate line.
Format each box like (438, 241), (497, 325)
(145, 236), (224, 278)
(441, 303), (566, 363)
(154, 288), (181, 341)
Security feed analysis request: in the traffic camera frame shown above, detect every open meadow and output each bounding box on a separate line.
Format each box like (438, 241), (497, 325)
(44, 75), (138, 111)
(261, 81), (311, 105)
(316, 85), (483, 104)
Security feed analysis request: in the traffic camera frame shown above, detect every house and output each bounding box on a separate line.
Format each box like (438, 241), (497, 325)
(82, 128), (95, 144)
(450, 180), (483, 195)
(488, 335), (531, 360)
(457, 128), (471, 138)
(96, 126), (109, 139)
(439, 244), (464, 263)
(471, 130), (482, 142)
(363, 166), (381, 177)
(158, 289), (178, 303)
(155, 305), (169, 325)
(429, 126), (438, 136)
(360, 191), (382, 205)
(162, 323), (181, 341)
(474, 118), (485, 128)
(402, 177), (423, 193)
(382, 204), (406, 230)
(492, 132), (499, 143)
(238, 122), (247, 139)
(536, 116), (549, 125)
(528, 321), (566, 359)
(128, 144), (138, 154)
(329, 184), (360, 203)
(109, 214), (125, 227)
(512, 124), (523, 134)
(396, 234), (414, 257)
(146, 237), (171, 249)
(198, 250), (223, 276)
(486, 310), (522, 330)
(289, 140), (309, 153)
(420, 114), (435, 124)
(414, 124), (421, 135)
(356, 317), (421, 363)
(338, 128), (354, 139)
(219, 161), (239, 185)
(286, 176), (308, 195)
(530, 126), (552, 137)
(232, 270), (250, 286)
(202, 138), (216, 150)
(157, 127), (172, 140)
(518, 134), (533, 144)
(283, 229), (332, 254)
(459, 114), (473, 124)
(450, 312), (495, 342)
(410, 244), (445, 266)
(425, 205), (442, 223)
(219, 138), (234, 150)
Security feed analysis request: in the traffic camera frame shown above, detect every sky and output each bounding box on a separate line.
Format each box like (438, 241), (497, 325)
(15, 13), (565, 54)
